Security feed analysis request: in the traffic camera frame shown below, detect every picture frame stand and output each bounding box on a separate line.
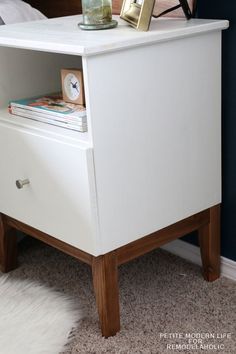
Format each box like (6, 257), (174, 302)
(121, 0), (194, 31)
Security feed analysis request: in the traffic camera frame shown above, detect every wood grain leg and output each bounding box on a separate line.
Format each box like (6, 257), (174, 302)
(198, 205), (220, 282)
(92, 251), (120, 337)
(0, 214), (18, 273)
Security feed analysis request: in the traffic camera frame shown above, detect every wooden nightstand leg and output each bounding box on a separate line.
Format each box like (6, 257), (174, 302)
(0, 214), (18, 273)
(92, 251), (120, 337)
(198, 205), (221, 282)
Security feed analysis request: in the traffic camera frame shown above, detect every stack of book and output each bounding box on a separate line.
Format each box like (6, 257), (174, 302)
(9, 93), (87, 132)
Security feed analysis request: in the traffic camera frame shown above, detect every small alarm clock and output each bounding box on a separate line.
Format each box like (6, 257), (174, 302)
(61, 68), (85, 105)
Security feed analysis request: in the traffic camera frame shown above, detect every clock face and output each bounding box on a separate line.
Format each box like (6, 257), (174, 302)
(64, 73), (81, 101)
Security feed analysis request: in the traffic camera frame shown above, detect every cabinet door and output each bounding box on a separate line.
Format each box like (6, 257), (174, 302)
(0, 122), (99, 255)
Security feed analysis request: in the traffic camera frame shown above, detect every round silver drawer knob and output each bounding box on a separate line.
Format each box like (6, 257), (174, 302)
(16, 179), (30, 189)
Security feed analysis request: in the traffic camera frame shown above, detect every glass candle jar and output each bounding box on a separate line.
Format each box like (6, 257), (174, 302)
(82, 0), (112, 25)
(80, 0), (118, 30)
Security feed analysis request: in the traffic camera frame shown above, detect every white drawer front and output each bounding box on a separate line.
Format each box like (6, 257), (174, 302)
(0, 123), (98, 255)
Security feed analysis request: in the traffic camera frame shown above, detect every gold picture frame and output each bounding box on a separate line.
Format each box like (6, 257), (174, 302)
(120, 0), (156, 31)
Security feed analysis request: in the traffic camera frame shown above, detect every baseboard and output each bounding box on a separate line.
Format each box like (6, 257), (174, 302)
(161, 239), (236, 282)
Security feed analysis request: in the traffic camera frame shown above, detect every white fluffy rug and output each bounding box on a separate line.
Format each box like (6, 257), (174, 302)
(0, 275), (81, 354)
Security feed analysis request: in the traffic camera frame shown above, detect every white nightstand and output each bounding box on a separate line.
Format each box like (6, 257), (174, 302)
(0, 16), (228, 336)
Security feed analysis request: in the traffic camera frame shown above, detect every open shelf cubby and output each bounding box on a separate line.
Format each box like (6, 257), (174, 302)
(0, 46), (89, 144)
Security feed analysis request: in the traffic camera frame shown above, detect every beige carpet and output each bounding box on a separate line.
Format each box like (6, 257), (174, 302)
(12, 238), (236, 353)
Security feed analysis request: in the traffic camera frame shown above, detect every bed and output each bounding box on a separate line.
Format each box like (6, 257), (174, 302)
(1, 1), (195, 24)
(25, 0), (82, 18)
(25, 1), (195, 18)
(0, 0), (46, 24)
(0, 0), (82, 25)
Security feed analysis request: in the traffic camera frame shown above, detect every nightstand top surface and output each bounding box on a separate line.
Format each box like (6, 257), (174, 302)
(0, 15), (228, 56)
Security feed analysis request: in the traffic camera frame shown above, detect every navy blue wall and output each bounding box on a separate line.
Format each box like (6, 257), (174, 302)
(183, 1), (236, 261)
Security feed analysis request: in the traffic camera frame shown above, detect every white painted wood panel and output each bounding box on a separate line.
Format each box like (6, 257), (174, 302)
(0, 121), (99, 255)
(85, 31), (222, 253)
(0, 16), (228, 56)
(0, 109), (90, 145)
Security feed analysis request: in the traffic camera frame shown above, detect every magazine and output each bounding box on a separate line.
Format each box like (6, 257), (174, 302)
(10, 93), (86, 119)
(10, 107), (87, 133)
(10, 106), (87, 125)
